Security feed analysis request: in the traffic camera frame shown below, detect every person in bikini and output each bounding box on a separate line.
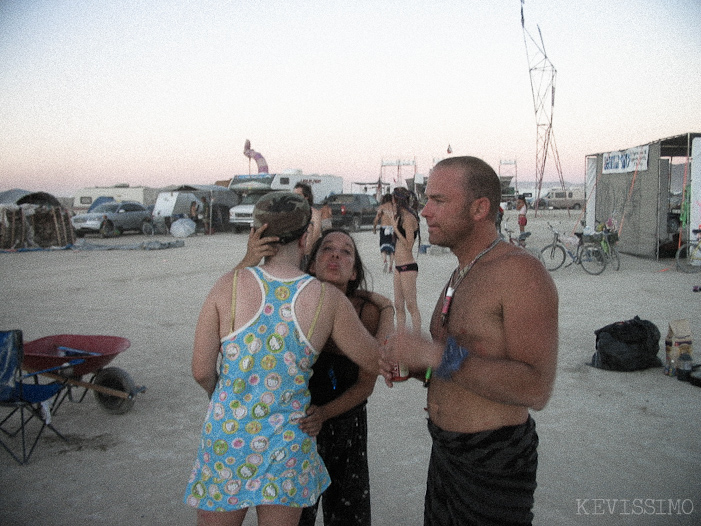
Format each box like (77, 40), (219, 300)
(392, 187), (421, 333)
(382, 157), (558, 526)
(517, 195), (528, 233)
(372, 193), (396, 273)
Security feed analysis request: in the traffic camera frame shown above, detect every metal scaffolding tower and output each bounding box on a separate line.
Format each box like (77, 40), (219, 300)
(380, 158), (416, 187)
(521, 1), (565, 214)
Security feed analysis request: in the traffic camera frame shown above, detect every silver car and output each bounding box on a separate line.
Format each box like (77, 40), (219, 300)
(71, 201), (152, 237)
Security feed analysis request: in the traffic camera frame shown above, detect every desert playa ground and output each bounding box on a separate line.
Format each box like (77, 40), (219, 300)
(1, 209), (699, 526)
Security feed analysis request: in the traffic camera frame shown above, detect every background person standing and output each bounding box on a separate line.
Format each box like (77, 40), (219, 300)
(391, 187), (421, 333)
(517, 195), (528, 234)
(372, 193), (396, 273)
(294, 182), (322, 267)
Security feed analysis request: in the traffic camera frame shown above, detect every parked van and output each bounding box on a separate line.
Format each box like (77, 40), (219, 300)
(542, 187), (586, 209)
(153, 185), (239, 232)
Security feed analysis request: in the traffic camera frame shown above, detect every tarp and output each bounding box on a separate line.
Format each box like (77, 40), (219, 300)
(170, 218), (196, 238)
(1, 239), (185, 253)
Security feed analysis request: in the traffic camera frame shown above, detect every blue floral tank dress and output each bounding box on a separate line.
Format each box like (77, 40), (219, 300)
(184, 266), (330, 511)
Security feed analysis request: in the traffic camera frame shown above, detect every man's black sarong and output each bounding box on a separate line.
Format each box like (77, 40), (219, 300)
(424, 416), (538, 526)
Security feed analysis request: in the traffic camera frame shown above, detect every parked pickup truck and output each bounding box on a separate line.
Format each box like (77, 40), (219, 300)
(326, 193), (379, 231)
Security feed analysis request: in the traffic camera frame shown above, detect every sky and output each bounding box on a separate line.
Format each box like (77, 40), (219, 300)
(1, 0), (700, 197)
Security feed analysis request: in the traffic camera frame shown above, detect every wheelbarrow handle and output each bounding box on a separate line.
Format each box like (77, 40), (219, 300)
(57, 346), (102, 357)
(40, 372), (134, 399)
(22, 358), (84, 379)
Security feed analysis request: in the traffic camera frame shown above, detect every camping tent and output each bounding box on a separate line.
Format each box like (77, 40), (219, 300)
(585, 133), (700, 259)
(156, 185), (239, 231)
(0, 189), (75, 249)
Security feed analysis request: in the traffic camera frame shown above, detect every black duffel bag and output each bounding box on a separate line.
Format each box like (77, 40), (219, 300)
(591, 316), (662, 371)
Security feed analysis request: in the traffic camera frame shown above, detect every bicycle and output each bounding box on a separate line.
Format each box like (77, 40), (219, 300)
(540, 222), (607, 275)
(141, 218), (169, 236)
(675, 229), (701, 273)
(503, 225), (531, 247)
(596, 224), (621, 271)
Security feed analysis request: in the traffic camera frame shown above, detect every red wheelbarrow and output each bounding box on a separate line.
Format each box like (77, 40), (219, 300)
(22, 334), (146, 414)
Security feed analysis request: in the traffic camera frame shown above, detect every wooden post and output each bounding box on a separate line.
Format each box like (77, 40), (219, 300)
(52, 207), (62, 246)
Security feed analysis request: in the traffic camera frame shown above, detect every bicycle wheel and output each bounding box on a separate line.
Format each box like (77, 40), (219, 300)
(540, 244), (566, 271)
(676, 242), (701, 273)
(579, 244), (606, 275)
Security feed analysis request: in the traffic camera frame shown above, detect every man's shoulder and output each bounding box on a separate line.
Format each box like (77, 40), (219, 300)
(482, 244), (551, 283)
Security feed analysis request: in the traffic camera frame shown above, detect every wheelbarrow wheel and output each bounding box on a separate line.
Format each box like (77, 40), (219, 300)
(93, 367), (136, 414)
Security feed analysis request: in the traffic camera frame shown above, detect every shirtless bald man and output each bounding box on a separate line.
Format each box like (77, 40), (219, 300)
(383, 156), (559, 525)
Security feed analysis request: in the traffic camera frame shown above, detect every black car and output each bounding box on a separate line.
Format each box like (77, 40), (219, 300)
(326, 194), (379, 231)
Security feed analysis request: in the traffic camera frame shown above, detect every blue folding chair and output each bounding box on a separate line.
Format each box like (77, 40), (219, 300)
(0, 330), (83, 464)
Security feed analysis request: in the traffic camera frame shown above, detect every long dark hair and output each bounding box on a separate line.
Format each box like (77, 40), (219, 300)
(305, 228), (366, 297)
(392, 187), (421, 249)
(294, 182), (314, 206)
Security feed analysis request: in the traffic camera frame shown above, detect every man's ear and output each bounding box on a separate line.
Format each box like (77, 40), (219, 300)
(471, 197), (491, 220)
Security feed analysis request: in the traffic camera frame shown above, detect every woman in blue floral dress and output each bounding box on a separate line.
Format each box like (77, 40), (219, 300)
(184, 192), (382, 526)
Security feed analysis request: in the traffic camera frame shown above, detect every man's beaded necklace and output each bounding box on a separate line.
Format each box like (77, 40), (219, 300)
(440, 237), (502, 326)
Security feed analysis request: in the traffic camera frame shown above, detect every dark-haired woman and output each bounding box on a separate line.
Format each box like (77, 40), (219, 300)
(298, 229), (393, 525)
(392, 187), (421, 333)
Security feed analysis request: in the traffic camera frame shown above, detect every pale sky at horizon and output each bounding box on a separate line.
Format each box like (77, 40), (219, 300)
(1, 0), (700, 197)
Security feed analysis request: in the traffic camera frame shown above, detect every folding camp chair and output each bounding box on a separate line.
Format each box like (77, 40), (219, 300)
(0, 330), (82, 465)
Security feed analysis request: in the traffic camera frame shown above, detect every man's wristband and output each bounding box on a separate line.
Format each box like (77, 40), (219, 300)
(434, 336), (470, 379)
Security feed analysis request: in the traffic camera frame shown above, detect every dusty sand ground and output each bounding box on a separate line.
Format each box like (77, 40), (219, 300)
(1, 209), (699, 526)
